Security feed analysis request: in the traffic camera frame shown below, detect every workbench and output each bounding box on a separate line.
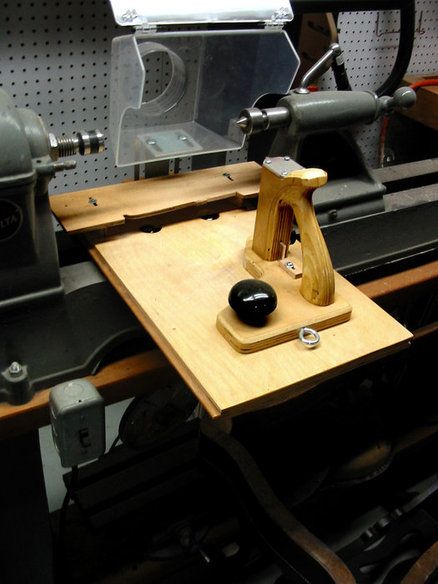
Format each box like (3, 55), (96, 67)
(48, 162), (419, 418)
(0, 260), (436, 439)
(0, 258), (436, 584)
(1, 160), (437, 584)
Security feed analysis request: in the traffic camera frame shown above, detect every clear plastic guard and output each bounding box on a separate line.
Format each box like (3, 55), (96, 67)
(108, 0), (293, 26)
(110, 30), (299, 166)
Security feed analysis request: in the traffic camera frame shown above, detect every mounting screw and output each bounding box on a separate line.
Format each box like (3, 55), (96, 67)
(281, 170), (288, 176)
(265, 158), (272, 164)
(284, 156), (290, 161)
(285, 261), (295, 270)
(8, 361), (23, 377)
(53, 160), (77, 173)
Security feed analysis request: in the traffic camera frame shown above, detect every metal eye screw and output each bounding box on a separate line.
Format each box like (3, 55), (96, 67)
(298, 327), (320, 348)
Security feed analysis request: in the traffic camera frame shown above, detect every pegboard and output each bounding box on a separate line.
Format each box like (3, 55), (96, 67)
(0, 0), (133, 193)
(226, 141), (249, 165)
(0, 0), (436, 196)
(319, 0), (438, 167)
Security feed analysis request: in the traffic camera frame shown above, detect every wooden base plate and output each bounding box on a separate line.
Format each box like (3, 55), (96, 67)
(83, 209), (412, 418)
(217, 239), (351, 353)
(217, 239), (351, 352)
(217, 294), (351, 354)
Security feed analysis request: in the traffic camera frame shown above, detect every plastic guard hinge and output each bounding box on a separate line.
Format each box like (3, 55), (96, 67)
(264, 22), (284, 30)
(117, 8), (158, 32)
(134, 24), (158, 33)
(264, 6), (291, 29)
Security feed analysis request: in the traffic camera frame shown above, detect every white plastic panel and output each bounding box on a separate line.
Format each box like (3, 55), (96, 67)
(109, 0), (293, 27)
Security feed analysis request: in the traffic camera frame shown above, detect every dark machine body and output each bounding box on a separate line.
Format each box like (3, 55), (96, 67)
(0, 90), (144, 404)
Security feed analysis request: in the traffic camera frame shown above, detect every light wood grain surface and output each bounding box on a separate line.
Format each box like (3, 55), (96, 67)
(88, 209), (412, 418)
(50, 162), (261, 234)
(252, 166), (334, 306)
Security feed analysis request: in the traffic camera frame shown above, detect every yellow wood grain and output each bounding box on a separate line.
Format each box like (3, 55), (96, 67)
(50, 162), (261, 234)
(252, 167), (334, 305)
(88, 209), (412, 418)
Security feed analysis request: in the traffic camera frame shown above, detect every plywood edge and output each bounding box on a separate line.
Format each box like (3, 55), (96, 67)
(217, 336), (412, 418)
(216, 300), (352, 353)
(88, 246), (224, 418)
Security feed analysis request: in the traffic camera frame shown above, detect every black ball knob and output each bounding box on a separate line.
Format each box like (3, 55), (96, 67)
(228, 279), (277, 325)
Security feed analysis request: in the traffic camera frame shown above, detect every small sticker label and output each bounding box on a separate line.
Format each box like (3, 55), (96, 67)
(0, 200), (23, 242)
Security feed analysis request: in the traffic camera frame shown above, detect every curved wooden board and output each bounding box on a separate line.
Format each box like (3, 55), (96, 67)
(50, 162), (261, 234)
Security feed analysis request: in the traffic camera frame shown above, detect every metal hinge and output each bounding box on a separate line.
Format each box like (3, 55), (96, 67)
(264, 6), (290, 29)
(134, 23), (158, 33)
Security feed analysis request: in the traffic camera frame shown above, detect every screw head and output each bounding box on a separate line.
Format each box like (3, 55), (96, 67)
(285, 261), (295, 269)
(178, 135), (188, 141)
(147, 139), (156, 145)
(265, 158), (272, 164)
(284, 156), (290, 161)
(8, 361), (22, 376)
(281, 170), (288, 176)
(48, 133), (59, 160)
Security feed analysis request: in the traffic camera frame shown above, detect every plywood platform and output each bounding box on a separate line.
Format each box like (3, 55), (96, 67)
(85, 209), (412, 418)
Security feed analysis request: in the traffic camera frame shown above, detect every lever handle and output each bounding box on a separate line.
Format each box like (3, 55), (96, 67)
(252, 165), (334, 306)
(295, 42), (342, 94)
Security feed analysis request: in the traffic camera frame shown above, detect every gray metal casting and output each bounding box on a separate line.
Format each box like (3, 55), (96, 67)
(0, 89), (105, 313)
